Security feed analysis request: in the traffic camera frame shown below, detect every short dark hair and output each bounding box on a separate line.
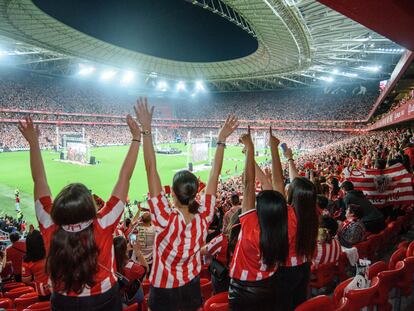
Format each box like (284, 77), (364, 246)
(231, 194), (240, 206)
(341, 181), (354, 192)
(24, 230), (46, 262)
(9, 232), (20, 243)
(320, 215), (338, 236)
(375, 159), (386, 170)
(316, 195), (329, 210)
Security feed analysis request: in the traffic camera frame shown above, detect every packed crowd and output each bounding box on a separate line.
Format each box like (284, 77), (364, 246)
(0, 120), (354, 151)
(8, 95), (413, 311)
(0, 70), (377, 122)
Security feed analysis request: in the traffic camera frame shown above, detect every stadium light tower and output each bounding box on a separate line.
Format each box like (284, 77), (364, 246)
(176, 81), (186, 92)
(100, 70), (117, 81)
(121, 71), (135, 85)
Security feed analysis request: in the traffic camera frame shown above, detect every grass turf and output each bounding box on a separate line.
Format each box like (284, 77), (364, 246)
(0, 143), (267, 225)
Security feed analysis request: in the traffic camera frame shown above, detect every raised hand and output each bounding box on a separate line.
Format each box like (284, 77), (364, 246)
(134, 97), (154, 131)
(218, 114), (239, 142)
(269, 126), (280, 146)
(239, 125), (253, 148)
(17, 116), (40, 145)
(126, 114), (141, 140)
(284, 146), (294, 160)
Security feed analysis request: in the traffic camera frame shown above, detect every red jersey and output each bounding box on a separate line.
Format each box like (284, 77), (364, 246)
(313, 238), (342, 267)
(6, 240), (26, 274)
(22, 259), (51, 296)
(284, 206), (307, 267)
(123, 260), (146, 281)
(148, 192), (216, 288)
(229, 210), (277, 281)
(206, 233), (228, 265)
(16, 197), (20, 204)
(35, 195), (124, 297)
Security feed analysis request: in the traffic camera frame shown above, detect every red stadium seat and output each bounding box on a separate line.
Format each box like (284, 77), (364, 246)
(367, 261), (387, 280)
(333, 276), (379, 311)
(4, 287), (35, 301)
(354, 240), (372, 261)
(204, 292), (228, 311)
(3, 282), (26, 292)
(397, 240), (409, 250)
(336, 253), (349, 281)
(23, 301), (51, 311)
(372, 261), (404, 311)
(398, 257), (414, 297)
(310, 262), (337, 290)
(389, 248), (406, 269)
(0, 298), (13, 308)
(14, 292), (39, 311)
(123, 302), (138, 311)
(201, 278), (213, 301)
(406, 241), (414, 257)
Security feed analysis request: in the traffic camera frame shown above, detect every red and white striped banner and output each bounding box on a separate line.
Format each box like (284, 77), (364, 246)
(343, 163), (414, 207)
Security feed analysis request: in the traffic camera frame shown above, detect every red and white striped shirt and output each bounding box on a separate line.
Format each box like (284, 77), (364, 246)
(206, 233), (228, 265)
(148, 192), (216, 288)
(35, 195), (124, 297)
(313, 238), (342, 267)
(229, 209), (277, 281)
(284, 206), (307, 267)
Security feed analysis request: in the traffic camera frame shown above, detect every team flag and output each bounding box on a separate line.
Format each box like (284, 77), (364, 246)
(343, 163), (414, 207)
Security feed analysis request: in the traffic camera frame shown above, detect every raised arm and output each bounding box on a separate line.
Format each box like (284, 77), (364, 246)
(284, 146), (300, 181)
(135, 97), (163, 197)
(269, 127), (285, 195)
(111, 115), (141, 202)
(240, 126), (255, 213)
(206, 115), (239, 196)
(18, 116), (51, 200)
(255, 162), (273, 191)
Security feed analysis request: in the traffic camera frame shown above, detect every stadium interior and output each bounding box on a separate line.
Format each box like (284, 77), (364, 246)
(0, 0), (414, 310)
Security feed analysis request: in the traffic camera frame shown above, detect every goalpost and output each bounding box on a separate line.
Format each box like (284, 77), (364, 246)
(56, 127), (90, 165)
(186, 130), (213, 170)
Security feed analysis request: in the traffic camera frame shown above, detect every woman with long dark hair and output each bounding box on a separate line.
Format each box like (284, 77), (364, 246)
(22, 229), (50, 300)
(228, 127), (289, 311)
(135, 98), (239, 311)
(274, 146), (318, 310)
(18, 114), (141, 311)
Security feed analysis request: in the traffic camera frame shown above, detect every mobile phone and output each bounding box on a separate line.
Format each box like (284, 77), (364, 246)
(130, 234), (137, 242)
(280, 143), (287, 152)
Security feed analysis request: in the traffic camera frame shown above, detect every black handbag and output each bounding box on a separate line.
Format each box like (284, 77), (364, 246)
(208, 258), (228, 281)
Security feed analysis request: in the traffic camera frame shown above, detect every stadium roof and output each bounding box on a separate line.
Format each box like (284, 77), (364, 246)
(0, 0), (406, 92)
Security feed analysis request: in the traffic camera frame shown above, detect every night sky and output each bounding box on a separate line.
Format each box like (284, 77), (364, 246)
(33, 0), (258, 62)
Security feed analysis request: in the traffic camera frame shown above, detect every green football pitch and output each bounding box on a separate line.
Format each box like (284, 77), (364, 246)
(0, 144), (268, 226)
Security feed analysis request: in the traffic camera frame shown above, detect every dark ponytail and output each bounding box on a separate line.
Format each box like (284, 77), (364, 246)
(172, 170), (200, 214)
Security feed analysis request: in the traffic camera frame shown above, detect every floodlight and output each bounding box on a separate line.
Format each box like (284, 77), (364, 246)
(78, 64), (95, 76)
(176, 81), (186, 91)
(100, 70), (116, 81)
(121, 71), (135, 85)
(195, 80), (205, 92)
(157, 80), (168, 91)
